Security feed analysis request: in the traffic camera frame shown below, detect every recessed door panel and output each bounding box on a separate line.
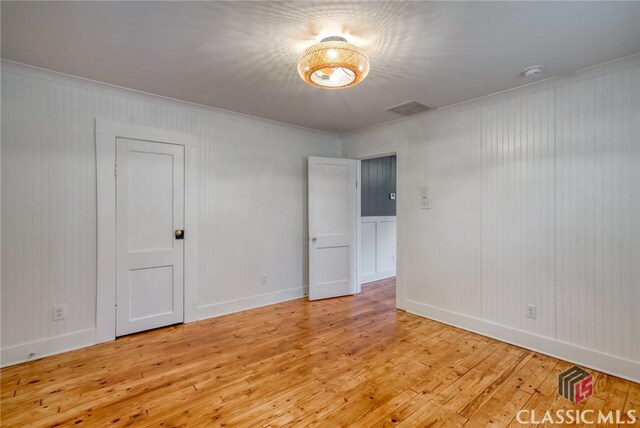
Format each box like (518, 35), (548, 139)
(129, 266), (174, 320)
(129, 151), (175, 252)
(315, 164), (350, 235)
(316, 246), (351, 284)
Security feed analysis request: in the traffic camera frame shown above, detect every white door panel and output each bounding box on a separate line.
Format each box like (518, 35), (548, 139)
(308, 157), (357, 300)
(116, 138), (184, 336)
(128, 266), (175, 320)
(128, 150), (175, 252)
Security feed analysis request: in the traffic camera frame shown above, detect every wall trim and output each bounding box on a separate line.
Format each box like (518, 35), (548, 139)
(361, 215), (397, 222)
(356, 160), (362, 293)
(362, 270), (396, 284)
(405, 300), (640, 383)
(1, 329), (96, 368)
(198, 287), (308, 320)
(95, 119), (200, 343)
(1, 287), (308, 367)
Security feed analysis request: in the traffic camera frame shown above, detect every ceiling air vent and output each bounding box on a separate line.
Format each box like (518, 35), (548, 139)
(385, 101), (433, 116)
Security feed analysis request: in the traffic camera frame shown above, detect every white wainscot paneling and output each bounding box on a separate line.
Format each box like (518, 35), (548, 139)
(360, 216), (396, 284)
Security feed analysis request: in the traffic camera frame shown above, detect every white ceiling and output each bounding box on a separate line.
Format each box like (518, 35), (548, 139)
(2, 1), (639, 133)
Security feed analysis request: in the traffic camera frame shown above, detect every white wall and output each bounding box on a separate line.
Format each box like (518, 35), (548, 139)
(361, 216), (396, 283)
(2, 56), (638, 380)
(1, 61), (340, 364)
(342, 56), (640, 382)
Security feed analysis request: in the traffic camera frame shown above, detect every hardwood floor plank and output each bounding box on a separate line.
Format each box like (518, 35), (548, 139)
(395, 400), (467, 428)
(1, 278), (636, 428)
(366, 392), (434, 428)
(348, 389), (419, 427)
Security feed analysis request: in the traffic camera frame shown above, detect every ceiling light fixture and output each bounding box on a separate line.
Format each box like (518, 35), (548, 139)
(298, 36), (370, 89)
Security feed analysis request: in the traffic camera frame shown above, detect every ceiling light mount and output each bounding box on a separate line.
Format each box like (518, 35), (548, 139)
(298, 36), (370, 89)
(320, 36), (347, 43)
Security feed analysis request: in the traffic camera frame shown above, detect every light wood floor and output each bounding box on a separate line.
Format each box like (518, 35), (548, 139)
(1, 278), (638, 427)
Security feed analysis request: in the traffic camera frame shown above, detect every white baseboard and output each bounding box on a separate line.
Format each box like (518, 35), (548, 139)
(362, 269), (396, 284)
(1, 328), (96, 368)
(198, 286), (308, 320)
(1, 288), (308, 368)
(405, 300), (640, 383)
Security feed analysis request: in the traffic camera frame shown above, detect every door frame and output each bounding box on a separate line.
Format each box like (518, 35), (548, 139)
(95, 119), (200, 343)
(356, 152), (398, 295)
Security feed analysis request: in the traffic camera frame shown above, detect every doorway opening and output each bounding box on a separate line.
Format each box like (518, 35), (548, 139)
(358, 154), (397, 294)
(306, 153), (398, 303)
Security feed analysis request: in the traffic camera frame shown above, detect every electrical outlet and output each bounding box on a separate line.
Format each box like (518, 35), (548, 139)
(261, 275), (268, 286)
(52, 305), (65, 321)
(526, 304), (537, 320)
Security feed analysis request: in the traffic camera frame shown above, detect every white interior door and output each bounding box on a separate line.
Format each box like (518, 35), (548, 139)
(308, 157), (358, 300)
(116, 138), (184, 336)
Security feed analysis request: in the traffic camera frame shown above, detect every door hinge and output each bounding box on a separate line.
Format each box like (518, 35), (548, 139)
(356, 181), (358, 188)
(114, 164), (118, 177)
(115, 295), (118, 307)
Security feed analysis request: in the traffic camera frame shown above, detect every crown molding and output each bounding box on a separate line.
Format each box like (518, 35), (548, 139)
(343, 53), (640, 136)
(0, 59), (339, 140)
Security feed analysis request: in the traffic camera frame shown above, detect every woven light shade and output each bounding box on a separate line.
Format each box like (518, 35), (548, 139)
(298, 36), (370, 89)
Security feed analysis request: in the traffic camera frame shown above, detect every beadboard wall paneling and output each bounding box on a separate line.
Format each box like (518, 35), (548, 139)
(555, 66), (640, 362)
(1, 74), (96, 348)
(341, 57), (640, 380)
(361, 155), (396, 217)
(1, 64), (339, 356)
(481, 90), (556, 339)
(405, 109), (482, 317)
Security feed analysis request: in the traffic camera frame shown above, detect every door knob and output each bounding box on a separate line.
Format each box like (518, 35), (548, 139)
(311, 237), (317, 243)
(175, 229), (184, 240)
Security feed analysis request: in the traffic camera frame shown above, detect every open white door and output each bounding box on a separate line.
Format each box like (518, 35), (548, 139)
(308, 157), (358, 300)
(116, 138), (185, 336)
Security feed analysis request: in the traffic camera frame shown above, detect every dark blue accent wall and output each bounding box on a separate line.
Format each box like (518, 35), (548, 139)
(361, 155), (396, 217)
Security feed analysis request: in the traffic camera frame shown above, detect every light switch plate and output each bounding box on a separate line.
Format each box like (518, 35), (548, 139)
(389, 192), (396, 200)
(420, 186), (430, 209)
